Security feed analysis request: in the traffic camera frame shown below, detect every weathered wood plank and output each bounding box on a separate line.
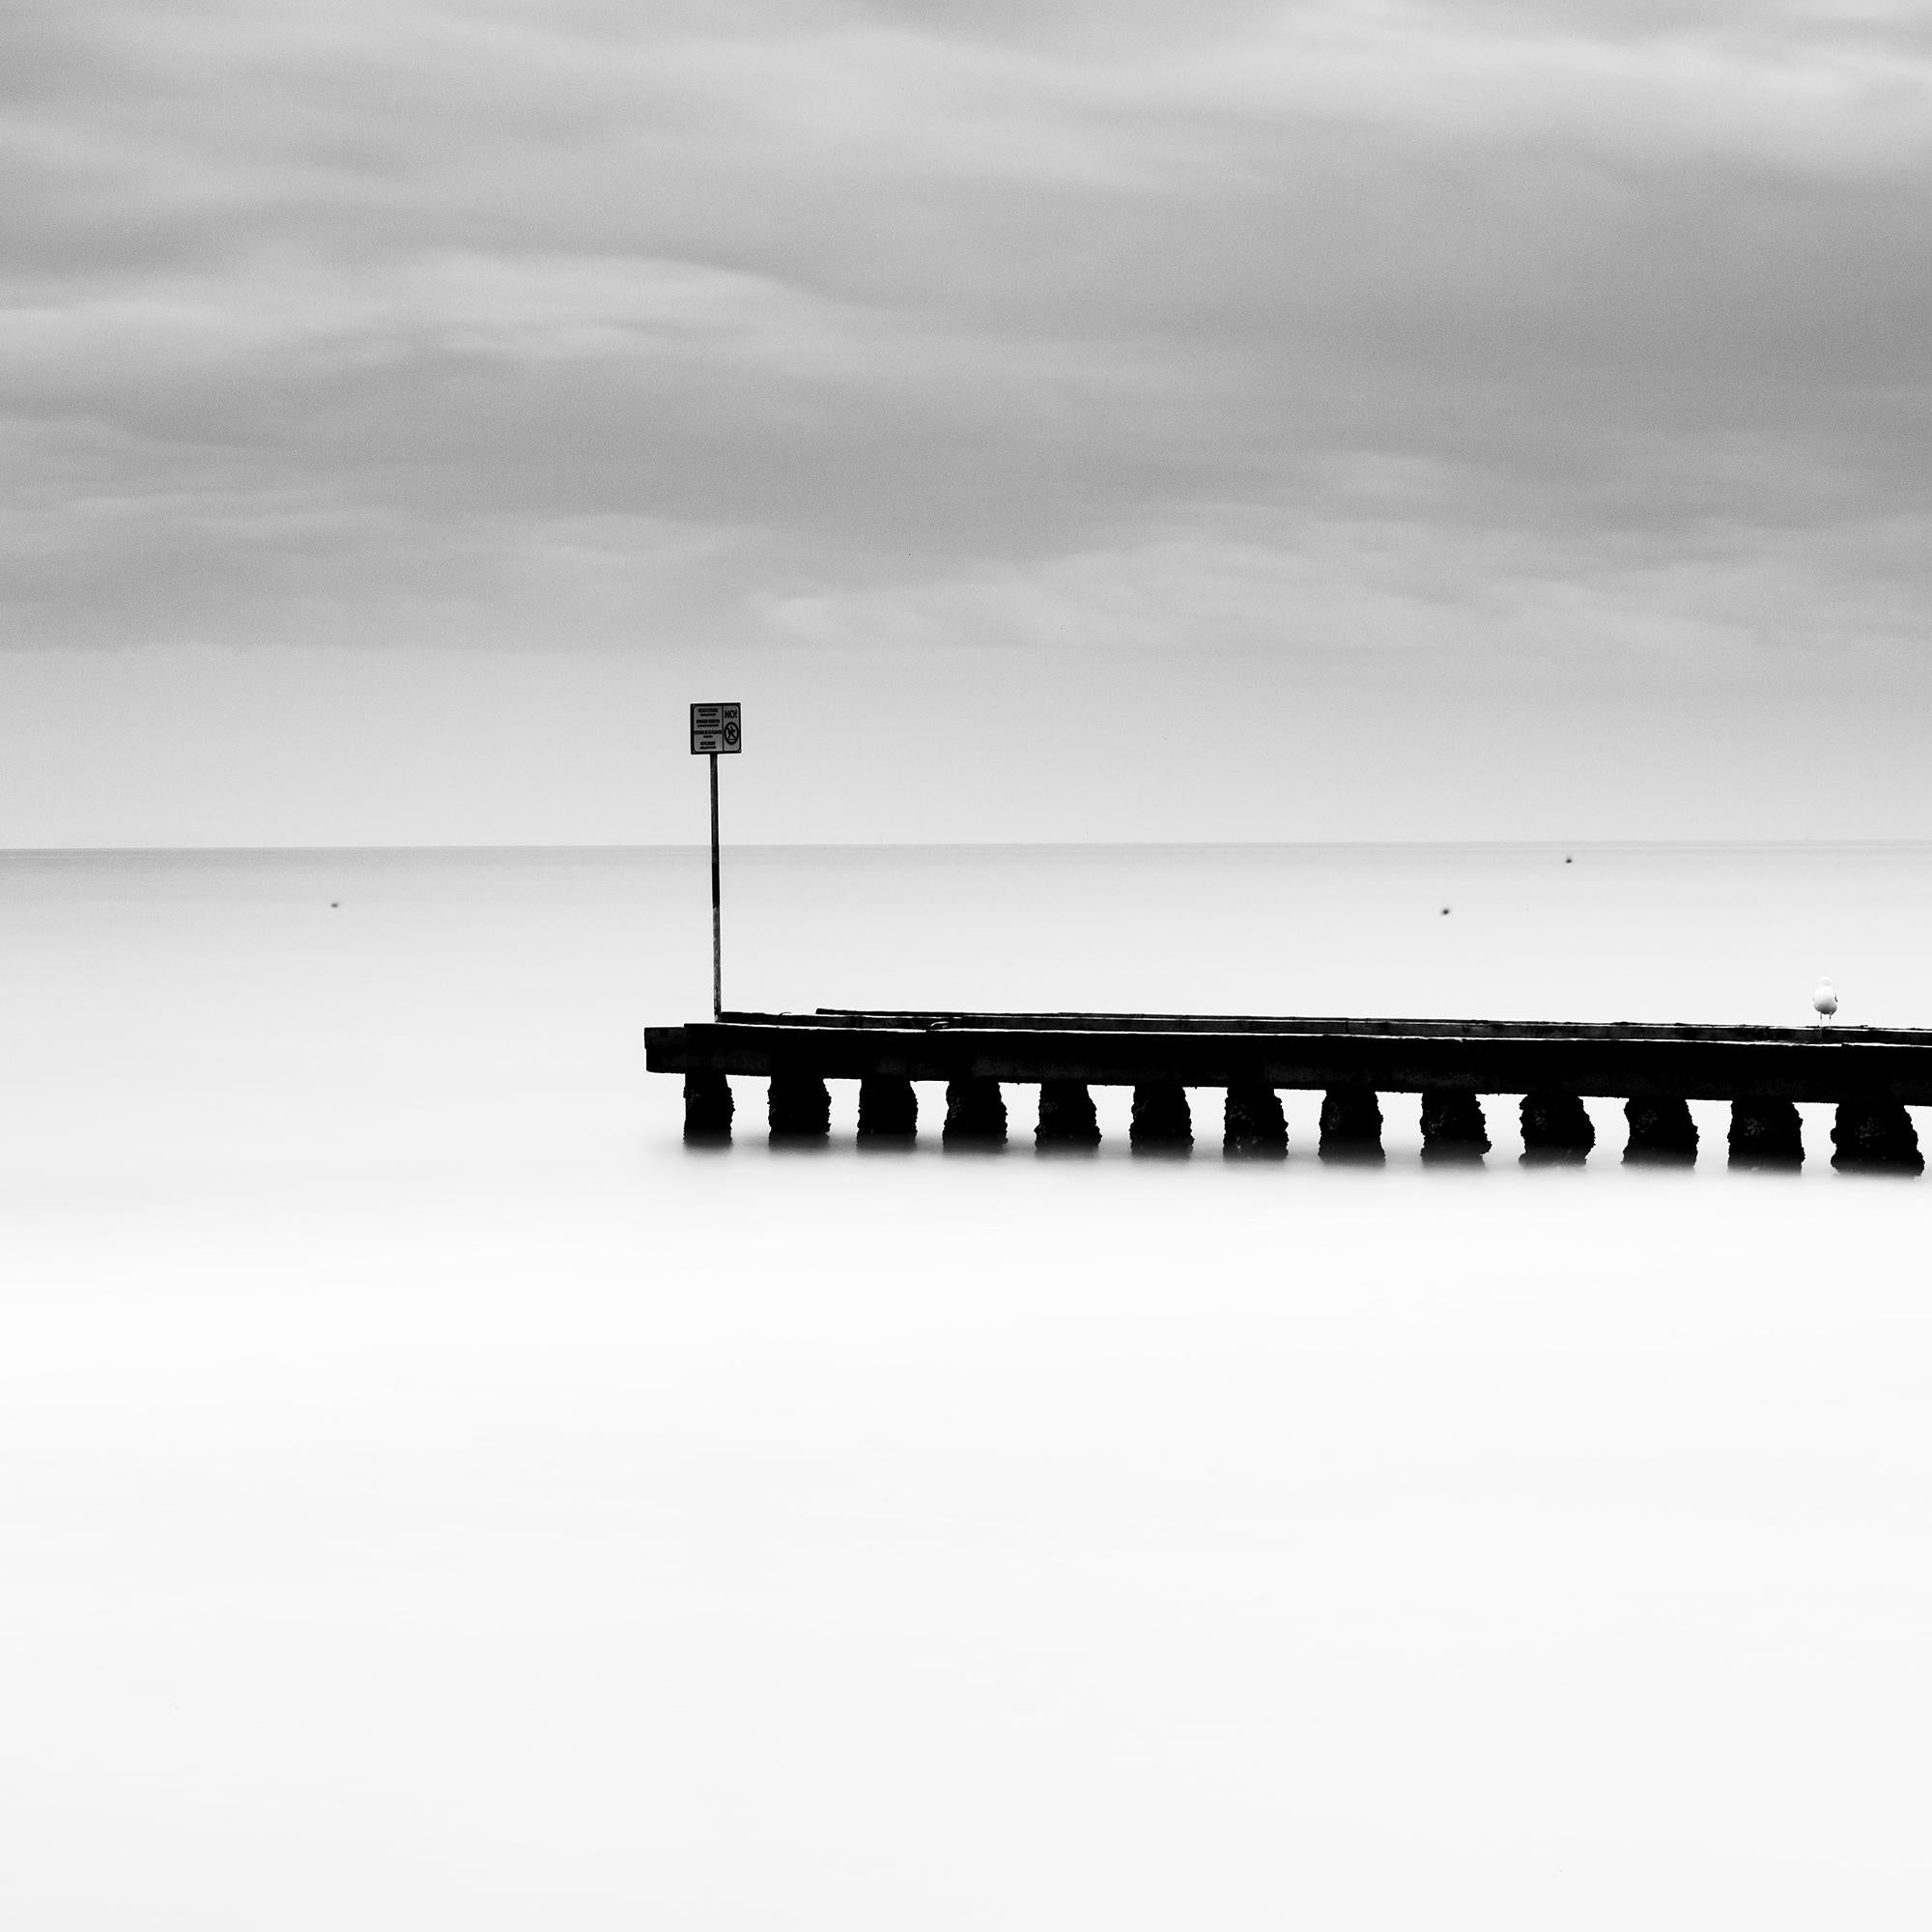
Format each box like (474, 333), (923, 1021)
(645, 1012), (1932, 1105)
(800, 1009), (1932, 1046)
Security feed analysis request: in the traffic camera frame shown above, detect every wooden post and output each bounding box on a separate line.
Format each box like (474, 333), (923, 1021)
(1129, 1081), (1192, 1151)
(1520, 1092), (1594, 1163)
(857, 1075), (918, 1140)
(1319, 1086), (1383, 1161)
(1037, 1080), (1101, 1149)
(1419, 1091), (1489, 1160)
(768, 1070), (830, 1139)
(1624, 1095), (1697, 1163)
(943, 1078), (1008, 1147)
(1832, 1098), (1923, 1172)
(1223, 1085), (1287, 1157)
(682, 1070), (733, 1141)
(1728, 1098), (1803, 1168)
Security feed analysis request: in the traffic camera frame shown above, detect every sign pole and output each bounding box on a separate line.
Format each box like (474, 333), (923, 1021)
(709, 749), (722, 1021)
(690, 701), (740, 1022)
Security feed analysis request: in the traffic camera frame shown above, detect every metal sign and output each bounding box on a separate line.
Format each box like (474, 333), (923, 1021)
(690, 702), (742, 754)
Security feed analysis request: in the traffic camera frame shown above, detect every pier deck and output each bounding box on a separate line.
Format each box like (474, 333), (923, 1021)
(647, 1009), (1932, 1106)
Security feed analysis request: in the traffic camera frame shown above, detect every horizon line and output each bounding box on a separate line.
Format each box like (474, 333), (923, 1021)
(5, 837), (1931, 859)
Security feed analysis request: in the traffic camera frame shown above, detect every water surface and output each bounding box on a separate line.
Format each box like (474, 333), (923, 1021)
(2, 844), (1928, 1929)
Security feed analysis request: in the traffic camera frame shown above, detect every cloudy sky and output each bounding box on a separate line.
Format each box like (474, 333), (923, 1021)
(3, 0), (1928, 843)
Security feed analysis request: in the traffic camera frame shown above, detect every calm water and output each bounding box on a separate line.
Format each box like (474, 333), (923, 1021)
(2, 844), (1929, 1929)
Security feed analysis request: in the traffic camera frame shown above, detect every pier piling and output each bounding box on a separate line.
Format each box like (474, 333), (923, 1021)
(1319, 1086), (1384, 1162)
(682, 1070), (733, 1141)
(1037, 1080), (1102, 1150)
(767, 1069), (831, 1140)
(1223, 1084), (1288, 1157)
(1728, 1097), (1804, 1169)
(942, 1077), (1008, 1148)
(857, 1074), (918, 1141)
(1129, 1081), (1192, 1152)
(1420, 1091), (1490, 1161)
(1832, 1098), (1924, 1173)
(1624, 1095), (1698, 1164)
(1520, 1092), (1594, 1163)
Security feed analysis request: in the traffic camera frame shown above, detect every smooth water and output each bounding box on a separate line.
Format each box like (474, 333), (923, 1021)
(2, 845), (1929, 1929)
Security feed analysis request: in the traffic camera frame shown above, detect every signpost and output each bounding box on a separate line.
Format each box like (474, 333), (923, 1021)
(690, 703), (741, 1019)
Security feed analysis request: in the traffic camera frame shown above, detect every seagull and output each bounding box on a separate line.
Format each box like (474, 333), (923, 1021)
(1812, 976), (1838, 1025)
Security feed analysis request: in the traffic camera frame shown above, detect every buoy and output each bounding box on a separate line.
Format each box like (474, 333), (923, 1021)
(1812, 977), (1838, 1024)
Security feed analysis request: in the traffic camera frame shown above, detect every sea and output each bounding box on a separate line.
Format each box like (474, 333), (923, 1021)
(2, 842), (1928, 1929)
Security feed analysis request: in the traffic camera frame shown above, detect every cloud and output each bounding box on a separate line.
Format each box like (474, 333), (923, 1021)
(3, 0), (1930, 669)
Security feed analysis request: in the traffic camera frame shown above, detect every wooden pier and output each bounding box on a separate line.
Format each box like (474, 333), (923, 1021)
(645, 1009), (1932, 1168)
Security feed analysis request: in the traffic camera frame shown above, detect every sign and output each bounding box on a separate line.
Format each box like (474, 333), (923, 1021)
(690, 702), (742, 754)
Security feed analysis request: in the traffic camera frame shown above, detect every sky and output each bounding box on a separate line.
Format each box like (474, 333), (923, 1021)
(3, 0), (1929, 844)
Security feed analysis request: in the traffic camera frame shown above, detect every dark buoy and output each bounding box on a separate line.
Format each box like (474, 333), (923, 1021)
(1624, 1095), (1697, 1164)
(1223, 1084), (1287, 1158)
(1037, 1079), (1101, 1150)
(1832, 1097), (1923, 1173)
(1728, 1097), (1803, 1169)
(942, 1077), (1007, 1148)
(768, 1069), (831, 1140)
(1419, 1090), (1490, 1161)
(1319, 1086), (1383, 1161)
(1520, 1092), (1594, 1163)
(1129, 1081), (1192, 1152)
(683, 1070), (733, 1141)
(857, 1074), (918, 1142)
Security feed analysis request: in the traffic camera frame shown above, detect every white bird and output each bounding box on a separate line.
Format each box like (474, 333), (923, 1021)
(1812, 977), (1838, 1024)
